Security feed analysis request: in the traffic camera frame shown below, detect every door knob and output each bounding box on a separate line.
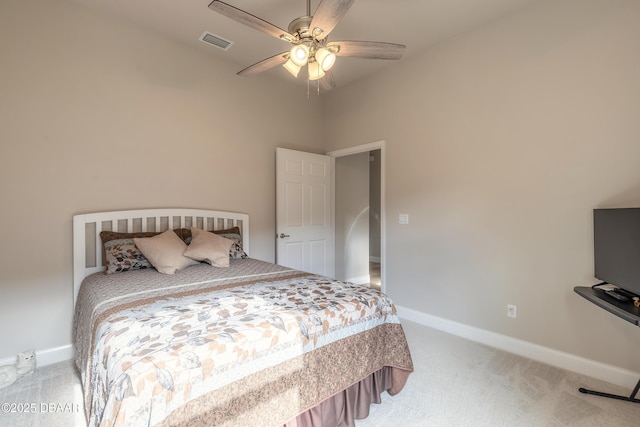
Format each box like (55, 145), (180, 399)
(278, 233), (290, 239)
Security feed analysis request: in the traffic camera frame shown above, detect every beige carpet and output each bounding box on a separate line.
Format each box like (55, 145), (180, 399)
(1, 320), (638, 426)
(357, 320), (639, 426)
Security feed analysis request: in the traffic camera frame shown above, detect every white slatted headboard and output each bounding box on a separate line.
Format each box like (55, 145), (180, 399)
(73, 208), (249, 303)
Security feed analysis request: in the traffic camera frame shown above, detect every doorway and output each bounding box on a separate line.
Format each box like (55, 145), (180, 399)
(328, 141), (385, 292)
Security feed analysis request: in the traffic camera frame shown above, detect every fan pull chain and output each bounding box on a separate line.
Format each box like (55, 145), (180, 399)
(305, 78), (321, 99)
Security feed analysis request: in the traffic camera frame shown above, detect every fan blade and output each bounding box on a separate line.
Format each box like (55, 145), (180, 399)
(328, 41), (406, 60)
(319, 70), (337, 91)
(237, 52), (288, 76)
(310, 0), (355, 39)
(208, 1), (292, 41)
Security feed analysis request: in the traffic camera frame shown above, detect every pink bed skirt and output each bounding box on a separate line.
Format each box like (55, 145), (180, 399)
(283, 366), (411, 427)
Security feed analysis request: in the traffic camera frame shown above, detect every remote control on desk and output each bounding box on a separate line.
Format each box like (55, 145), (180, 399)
(605, 290), (630, 302)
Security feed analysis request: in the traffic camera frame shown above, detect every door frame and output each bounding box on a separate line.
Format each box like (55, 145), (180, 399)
(327, 140), (386, 293)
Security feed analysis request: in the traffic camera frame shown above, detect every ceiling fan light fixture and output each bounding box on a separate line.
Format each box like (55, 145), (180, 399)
(290, 44), (309, 66)
(283, 59), (302, 77)
(308, 62), (325, 81)
(208, 0), (406, 93)
(315, 47), (336, 71)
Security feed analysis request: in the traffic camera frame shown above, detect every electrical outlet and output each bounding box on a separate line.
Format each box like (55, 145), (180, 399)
(507, 304), (517, 319)
(399, 214), (409, 224)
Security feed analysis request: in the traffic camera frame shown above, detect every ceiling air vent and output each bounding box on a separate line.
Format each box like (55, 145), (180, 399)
(199, 31), (233, 51)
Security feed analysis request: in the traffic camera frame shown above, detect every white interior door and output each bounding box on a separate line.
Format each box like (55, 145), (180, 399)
(276, 147), (334, 276)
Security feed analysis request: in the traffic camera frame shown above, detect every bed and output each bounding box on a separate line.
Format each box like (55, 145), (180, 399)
(72, 208), (413, 427)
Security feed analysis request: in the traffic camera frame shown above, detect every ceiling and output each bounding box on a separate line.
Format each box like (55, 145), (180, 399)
(67, 0), (544, 88)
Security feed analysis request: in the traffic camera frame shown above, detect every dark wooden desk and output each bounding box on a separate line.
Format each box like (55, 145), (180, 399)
(573, 285), (640, 403)
(574, 286), (640, 325)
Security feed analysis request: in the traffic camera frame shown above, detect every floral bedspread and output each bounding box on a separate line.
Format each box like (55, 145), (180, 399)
(73, 259), (413, 427)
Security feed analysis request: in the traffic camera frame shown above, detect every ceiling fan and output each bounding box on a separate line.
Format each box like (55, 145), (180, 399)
(208, 0), (406, 91)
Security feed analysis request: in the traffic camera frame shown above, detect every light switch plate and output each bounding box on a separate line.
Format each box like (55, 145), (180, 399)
(399, 214), (409, 225)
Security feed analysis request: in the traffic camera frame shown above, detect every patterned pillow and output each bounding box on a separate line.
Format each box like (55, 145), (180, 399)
(100, 230), (188, 274)
(104, 238), (153, 274)
(217, 231), (248, 259)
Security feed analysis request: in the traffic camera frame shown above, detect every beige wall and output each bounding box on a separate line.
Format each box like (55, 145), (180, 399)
(0, 0), (323, 359)
(322, 0), (640, 372)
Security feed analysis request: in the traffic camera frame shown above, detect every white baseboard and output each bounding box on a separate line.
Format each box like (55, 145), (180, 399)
(396, 305), (640, 390)
(0, 345), (73, 368)
(347, 275), (371, 285)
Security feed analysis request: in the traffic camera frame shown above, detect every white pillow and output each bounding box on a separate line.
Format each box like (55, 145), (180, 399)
(134, 230), (198, 275)
(183, 227), (234, 267)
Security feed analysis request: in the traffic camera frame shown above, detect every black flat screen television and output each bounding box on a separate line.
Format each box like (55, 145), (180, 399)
(594, 208), (640, 297)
